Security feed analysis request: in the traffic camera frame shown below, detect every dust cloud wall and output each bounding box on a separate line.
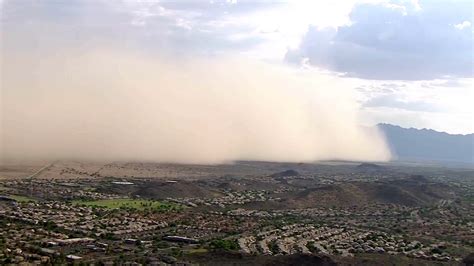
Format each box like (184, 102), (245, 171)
(1, 47), (391, 164)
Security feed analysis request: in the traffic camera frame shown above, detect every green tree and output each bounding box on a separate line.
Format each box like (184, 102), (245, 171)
(209, 239), (239, 251)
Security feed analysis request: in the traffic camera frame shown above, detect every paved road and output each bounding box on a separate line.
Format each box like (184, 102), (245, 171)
(26, 162), (54, 179)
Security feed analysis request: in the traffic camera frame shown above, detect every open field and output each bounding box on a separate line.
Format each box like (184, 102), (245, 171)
(5, 194), (37, 202)
(0, 161), (275, 180)
(1, 160), (472, 181)
(0, 163), (48, 180)
(72, 198), (182, 211)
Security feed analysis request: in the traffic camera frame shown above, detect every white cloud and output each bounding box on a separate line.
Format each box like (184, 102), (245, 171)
(454, 21), (471, 30)
(357, 78), (474, 134)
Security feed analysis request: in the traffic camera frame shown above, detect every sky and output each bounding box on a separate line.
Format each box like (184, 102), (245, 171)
(1, 0), (473, 136)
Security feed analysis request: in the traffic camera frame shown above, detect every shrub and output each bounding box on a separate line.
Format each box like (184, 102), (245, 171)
(209, 239), (239, 251)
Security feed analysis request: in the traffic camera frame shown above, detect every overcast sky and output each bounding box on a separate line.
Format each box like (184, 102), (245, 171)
(1, 0), (473, 134)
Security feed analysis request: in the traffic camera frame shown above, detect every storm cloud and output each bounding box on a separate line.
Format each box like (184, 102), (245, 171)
(286, 0), (473, 80)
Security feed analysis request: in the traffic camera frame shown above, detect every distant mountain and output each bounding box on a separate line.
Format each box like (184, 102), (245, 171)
(356, 163), (385, 172)
(269, 169), (300, 178)
(378, 123), (474, 164)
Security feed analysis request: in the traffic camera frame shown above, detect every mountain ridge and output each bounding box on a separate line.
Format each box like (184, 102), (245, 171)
(378, 123), (474, 137)
(377, 123), (474, 164)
